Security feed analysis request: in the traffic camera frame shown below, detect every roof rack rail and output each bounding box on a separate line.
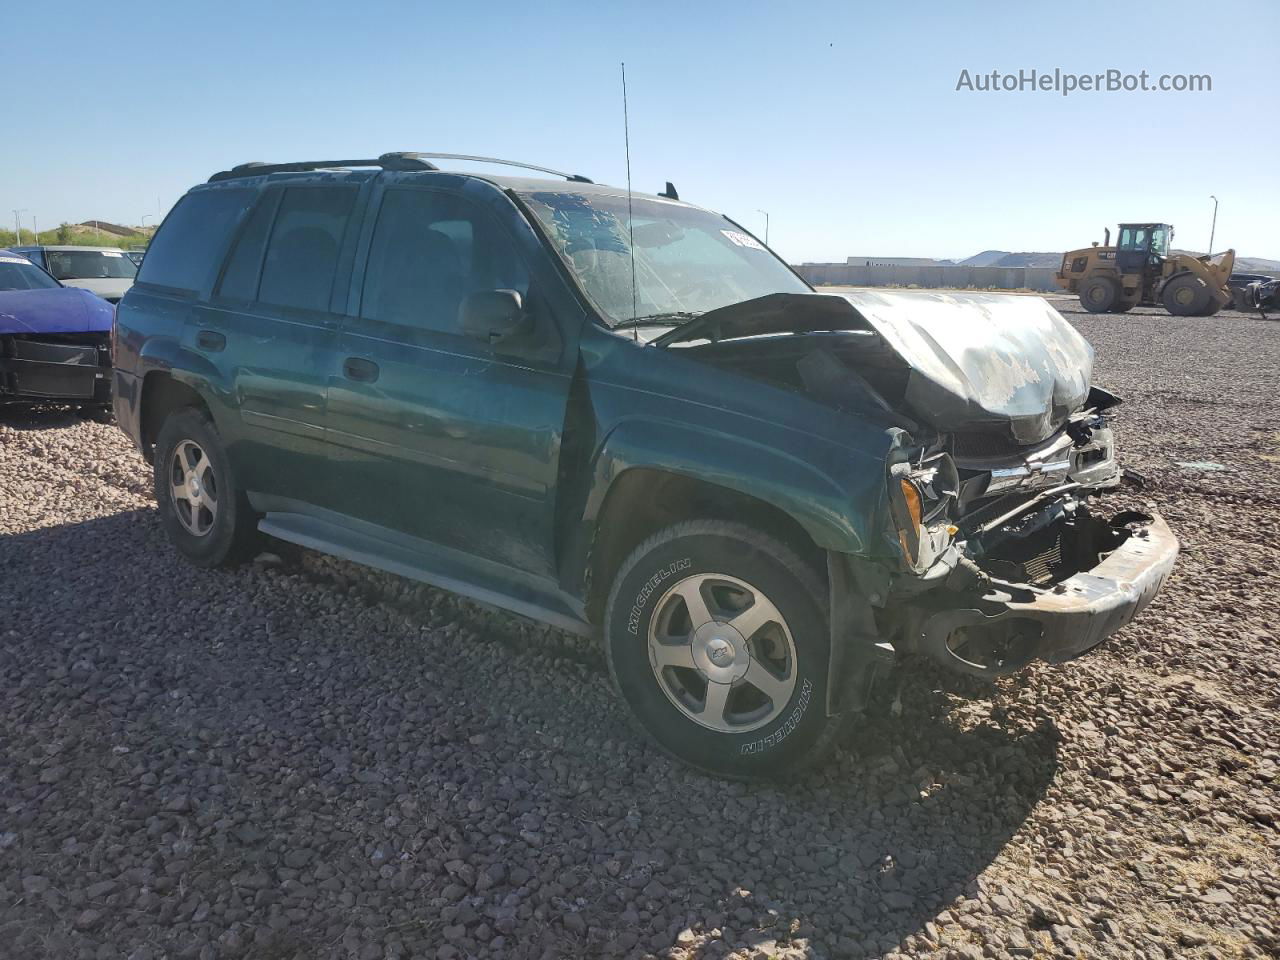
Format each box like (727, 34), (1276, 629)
(207, 153), (440, 183)
(390, 153), (593, 183)
(208, 152), (593, 184)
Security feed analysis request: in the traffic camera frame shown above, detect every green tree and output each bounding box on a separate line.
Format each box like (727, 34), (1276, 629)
(56, 222), (73, 244)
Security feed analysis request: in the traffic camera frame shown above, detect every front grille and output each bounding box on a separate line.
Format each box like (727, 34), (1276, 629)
(1023, 532), (1065, 585)
(982, 522), (1071, 586)
(1, 333), (110, 401)
(11, 339), (100, 365)
(952, 431), (1028, 460)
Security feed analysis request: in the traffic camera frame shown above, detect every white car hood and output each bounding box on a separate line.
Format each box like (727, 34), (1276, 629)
(61, 277), (134, 301)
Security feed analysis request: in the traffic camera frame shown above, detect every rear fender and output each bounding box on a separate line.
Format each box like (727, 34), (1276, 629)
(137, 338), (236, 434)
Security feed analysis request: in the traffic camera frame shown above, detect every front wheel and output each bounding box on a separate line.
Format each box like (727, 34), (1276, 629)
(604, 520), (844, 779)
(1162, 274), (1211, 316)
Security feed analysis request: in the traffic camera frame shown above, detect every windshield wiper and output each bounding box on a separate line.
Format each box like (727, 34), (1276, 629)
(612, 311), (701, 330)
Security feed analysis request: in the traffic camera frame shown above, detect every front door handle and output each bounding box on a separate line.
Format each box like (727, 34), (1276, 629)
(196, 330), (226, 352)
(343, 357), (379, 382)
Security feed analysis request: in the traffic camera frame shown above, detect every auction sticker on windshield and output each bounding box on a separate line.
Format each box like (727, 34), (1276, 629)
(721, 229), (765, 250)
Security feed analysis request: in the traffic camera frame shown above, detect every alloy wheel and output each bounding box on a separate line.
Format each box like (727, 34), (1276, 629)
(169, 439), (218, 537)
(647, 573), (797, 733)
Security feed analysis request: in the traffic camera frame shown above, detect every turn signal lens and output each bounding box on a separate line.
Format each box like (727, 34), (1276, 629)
(896, 477), (923, 562)
(899, 477), (922, 530)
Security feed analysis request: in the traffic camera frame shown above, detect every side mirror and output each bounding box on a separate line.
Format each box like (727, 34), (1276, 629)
(459, 289), (524, 343)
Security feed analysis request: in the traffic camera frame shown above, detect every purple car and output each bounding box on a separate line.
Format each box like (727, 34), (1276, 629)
(0, 249), (113, 409)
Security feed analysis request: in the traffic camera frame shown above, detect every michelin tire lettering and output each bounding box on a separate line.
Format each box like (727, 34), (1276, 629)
(627, 559), (692, 635)
(740, 677), (813, 755)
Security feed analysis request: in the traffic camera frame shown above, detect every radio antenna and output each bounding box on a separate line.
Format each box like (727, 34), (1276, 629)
(622, 62), (639, 343)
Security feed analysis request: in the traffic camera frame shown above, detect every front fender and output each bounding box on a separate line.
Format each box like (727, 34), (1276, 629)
(584, 416), (887, 555)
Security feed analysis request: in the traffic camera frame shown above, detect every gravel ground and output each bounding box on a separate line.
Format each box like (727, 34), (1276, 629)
(1, 304), (1277, 960)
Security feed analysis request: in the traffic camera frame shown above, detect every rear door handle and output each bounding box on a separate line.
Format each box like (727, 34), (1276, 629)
(343, 357), (379, 382)
(196, 330), (226, 352)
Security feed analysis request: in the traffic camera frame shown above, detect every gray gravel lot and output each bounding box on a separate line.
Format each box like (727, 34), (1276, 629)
(1, 304), (1278, 960)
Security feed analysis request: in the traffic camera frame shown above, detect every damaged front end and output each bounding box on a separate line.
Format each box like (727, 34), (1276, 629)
(876, 390), (1178, 679)
(662, 289), (1179, 682)
(908, 502), (1178, 678)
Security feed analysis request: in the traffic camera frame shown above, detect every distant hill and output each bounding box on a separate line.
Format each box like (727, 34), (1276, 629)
(1172, 250), (1280, 275)
(1233, 257), (1279, 274)
(75, 220), (142, 238)
(0, 222), (156, 250)
(958, 250), (1008, 267)
(960, 250), (1064, 268)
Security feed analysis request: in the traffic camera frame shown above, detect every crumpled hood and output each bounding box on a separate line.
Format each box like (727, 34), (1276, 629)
(656, 290), (1094, 444)
(842, 290), (1093, 442)
(0, 287), (115, 334)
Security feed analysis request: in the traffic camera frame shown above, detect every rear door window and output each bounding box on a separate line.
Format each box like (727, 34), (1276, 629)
(138, 189), (255, 292)
(258, 187), (358, 312)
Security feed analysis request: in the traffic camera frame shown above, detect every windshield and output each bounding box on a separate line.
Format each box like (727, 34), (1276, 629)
(519, 191), (809, 326)
(1151, 226), (1169, 256)
(44, 249), (138, 281)
(0, 256), (61, 291)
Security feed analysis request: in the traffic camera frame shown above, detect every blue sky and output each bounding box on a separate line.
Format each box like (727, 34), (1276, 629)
(4, 0), (1277, 262)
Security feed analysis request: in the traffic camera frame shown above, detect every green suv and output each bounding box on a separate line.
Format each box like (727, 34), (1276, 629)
(113, 152), (1178, 778)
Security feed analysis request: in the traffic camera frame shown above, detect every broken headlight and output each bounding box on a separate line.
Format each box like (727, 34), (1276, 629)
(889, 453), (960, 572)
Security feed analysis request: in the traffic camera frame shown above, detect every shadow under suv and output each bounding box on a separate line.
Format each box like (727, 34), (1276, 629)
(113, 151), (1178, 778)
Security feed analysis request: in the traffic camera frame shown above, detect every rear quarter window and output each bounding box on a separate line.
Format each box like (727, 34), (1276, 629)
(138, 189), (255, 292)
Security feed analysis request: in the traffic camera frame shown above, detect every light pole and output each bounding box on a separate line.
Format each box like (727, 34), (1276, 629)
(756, 209), (770, 246)
(141, 214), (152, 229)
(1208, 195), (1219, 256)
(12, 208), (27, 245)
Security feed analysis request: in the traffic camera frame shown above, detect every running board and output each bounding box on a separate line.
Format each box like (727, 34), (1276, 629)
(258, 512), (593, 638)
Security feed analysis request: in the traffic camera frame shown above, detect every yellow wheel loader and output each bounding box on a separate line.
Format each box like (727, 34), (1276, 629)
(1056, 223), (1235, 316)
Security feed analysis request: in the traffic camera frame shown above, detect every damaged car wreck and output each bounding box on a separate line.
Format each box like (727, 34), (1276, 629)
(112, 157), (1178, 778)
(0, 249), (114, 411)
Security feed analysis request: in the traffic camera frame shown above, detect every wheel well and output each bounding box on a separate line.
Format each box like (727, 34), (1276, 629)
(140, 373), (210, 457)
(585, 468), (826, 624)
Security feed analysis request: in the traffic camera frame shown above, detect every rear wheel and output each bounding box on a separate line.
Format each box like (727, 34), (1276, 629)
(153, 408), (260, 567)
(1162, 274), (1211, 316)
(604, 520), (844, 779)
(1079, 275), (1118, 313)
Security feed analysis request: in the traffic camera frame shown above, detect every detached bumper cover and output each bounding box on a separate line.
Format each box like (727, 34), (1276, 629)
(919, 512), (1179, 676)
(0, 335), (111, 403)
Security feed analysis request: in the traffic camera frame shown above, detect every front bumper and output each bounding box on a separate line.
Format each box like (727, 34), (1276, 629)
(913, 509), (1179, 678)
(0, 334), (111, 404)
